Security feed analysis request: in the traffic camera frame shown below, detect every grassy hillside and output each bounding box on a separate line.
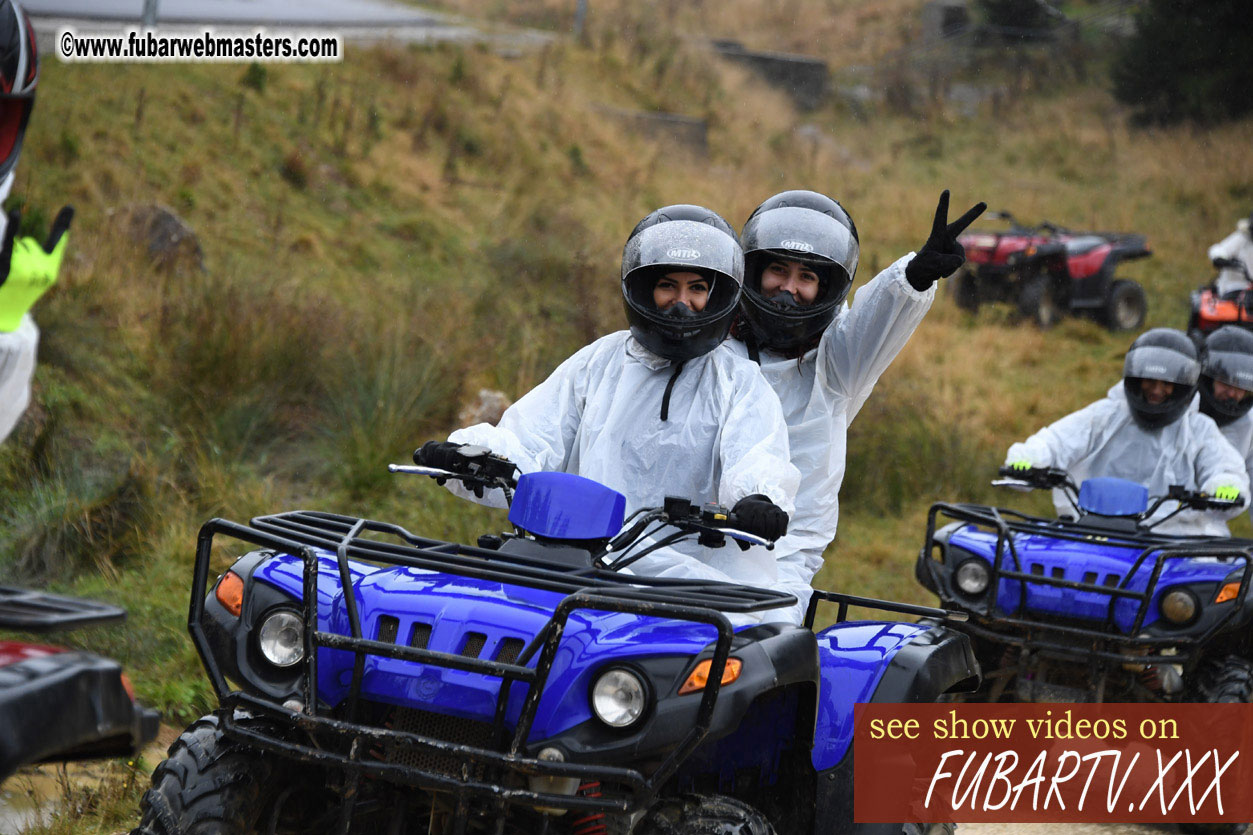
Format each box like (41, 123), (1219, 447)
(3, 11), (1253, 830)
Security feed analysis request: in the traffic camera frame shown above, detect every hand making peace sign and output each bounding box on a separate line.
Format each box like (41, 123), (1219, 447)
(904, 190), (987, 291)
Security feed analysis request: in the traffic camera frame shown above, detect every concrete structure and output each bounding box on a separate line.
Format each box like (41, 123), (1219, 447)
(712, 39), (829, 111)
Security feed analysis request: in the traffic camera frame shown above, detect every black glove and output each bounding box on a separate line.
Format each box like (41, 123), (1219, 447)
(904, 190), (987, 291)
(1213, 256), (1240, 269)
(731, 494), (789, 541)
(413, 440), (473, 473)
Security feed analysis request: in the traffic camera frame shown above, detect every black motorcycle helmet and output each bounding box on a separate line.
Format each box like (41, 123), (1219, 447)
(1122, 328), (1201, 430)
(621, 205), (743, 362)
(738, 190), (859, 352)
(0, 0), (36, 183)
(1199, 326), (1253, 426)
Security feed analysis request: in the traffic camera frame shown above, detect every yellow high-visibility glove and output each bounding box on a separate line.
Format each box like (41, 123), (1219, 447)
(0, 206), (74, 332)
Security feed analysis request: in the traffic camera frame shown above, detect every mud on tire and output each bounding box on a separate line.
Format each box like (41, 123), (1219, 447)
(1190, 655), (1253, 704)
(635, 794), (776, 834)
(131, 712), (297, 835)
(1179, 658), (1253, 835)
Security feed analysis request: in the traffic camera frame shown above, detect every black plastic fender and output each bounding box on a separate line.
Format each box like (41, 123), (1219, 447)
(0, 650), (159, 782)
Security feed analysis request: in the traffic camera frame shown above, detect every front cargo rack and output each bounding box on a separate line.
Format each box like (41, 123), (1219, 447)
(189, 509), (796, 828)
(921, 501), (1253, 665)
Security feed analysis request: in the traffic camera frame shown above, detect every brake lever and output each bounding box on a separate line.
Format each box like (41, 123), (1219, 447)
(713, 527), (773, 550)
(389, 464), (453, 478)
(388, 463), (509, 497)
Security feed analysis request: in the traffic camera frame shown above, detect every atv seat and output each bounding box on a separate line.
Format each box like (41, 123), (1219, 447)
(1063, 236), (1106, 256)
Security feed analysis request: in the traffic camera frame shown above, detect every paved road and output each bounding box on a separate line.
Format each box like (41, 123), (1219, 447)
(23, 0), (553, 48)
(21, 0), (440, 25)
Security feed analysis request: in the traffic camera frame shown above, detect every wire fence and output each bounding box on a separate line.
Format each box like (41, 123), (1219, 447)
(828, 0), (1143, 116)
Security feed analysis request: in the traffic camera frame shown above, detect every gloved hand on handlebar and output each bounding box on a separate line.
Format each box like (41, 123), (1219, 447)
(414, 440), (474, 473)
(732, 494), (789, 541)
(1213, 256), (1240, 270)
(1009, 460), (1034, 472)
(1213, 485), (1242, 502)
(904, 190), (988, 291)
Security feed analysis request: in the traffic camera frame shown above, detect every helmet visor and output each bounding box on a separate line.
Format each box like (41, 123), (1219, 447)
(741, 205), (858, 292)
(1204, 331), (1253, 392)
(1123, 344), (1200, 387)
(623, 266), (739, 325)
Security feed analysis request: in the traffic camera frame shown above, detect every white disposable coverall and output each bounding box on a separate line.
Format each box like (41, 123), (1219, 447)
(0, 172), (37, 445)
(724, 253), (934, 624)
(1190, 397), (1253, 529)
(449, 330), (801, 605)
(1209, 219), (1253, 296)
(1005, 384), (1249, 535)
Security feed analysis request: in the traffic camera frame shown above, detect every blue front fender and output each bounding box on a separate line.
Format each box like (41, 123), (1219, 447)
(811, 621), (978, 770)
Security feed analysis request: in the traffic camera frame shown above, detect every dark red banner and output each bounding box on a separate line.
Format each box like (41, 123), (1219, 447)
(854, 703), (1253, 824)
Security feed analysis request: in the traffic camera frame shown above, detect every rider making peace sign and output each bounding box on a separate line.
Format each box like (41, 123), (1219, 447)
(725, 189), (986, 624)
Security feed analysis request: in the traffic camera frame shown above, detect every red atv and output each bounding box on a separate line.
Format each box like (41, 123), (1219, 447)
(952, 211), (1150, 330)
(1188, 260), (1253, 337)
(0, 586), (158, 783)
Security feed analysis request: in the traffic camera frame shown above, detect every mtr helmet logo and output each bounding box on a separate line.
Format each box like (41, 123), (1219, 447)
(780, 239), (814, 252)
(666, 248), (701, 260)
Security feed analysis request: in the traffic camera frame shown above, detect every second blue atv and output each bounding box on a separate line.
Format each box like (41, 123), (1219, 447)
(917, 466), (1253, 705)
(132, 447), (977, 834)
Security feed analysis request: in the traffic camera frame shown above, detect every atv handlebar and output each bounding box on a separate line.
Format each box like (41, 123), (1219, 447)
(600, 496), (774, 571)
(995, 465), (1076, 492)
(1162, 484), (1245, 512)
(993, 468), (1245, 525)
(391, 454), (776, 569)
(391, 444), (520, 498)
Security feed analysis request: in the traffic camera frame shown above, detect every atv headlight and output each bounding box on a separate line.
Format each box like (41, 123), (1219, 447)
(258, 609), (305, 668)
(955, 559), (991, 595)
(1160, 589), (1199, 626)
(591, 668), (647, 728)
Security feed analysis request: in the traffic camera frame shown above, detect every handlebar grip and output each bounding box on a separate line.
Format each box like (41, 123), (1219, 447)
(1201, 498), (1244, 511)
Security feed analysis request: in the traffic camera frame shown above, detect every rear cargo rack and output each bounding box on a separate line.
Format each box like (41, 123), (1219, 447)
(189, 510), (796, 826)
(0, 586), (126, 632)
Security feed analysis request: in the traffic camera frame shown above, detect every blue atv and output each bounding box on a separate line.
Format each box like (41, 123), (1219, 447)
(917, 466), (1253, 705)
(132, 448), (978, 834)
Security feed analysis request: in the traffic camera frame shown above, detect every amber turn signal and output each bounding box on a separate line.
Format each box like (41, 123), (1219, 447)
(215, 570), (245, 617)
(1215, 582), (1242, 604)
(678, 658), (742, 695)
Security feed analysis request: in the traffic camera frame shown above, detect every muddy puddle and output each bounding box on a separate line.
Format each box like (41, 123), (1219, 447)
(0, 725), (176, 834)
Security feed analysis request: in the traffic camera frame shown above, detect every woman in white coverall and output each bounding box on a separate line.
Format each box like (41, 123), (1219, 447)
(0, 0), (73, 444)
(1209, 212), (1253, 297)
(1196, 326), (1253, 529)
(724, 189), (986, 624)
(1006, 328), (1248, 536)
(415, 205), (800, 603)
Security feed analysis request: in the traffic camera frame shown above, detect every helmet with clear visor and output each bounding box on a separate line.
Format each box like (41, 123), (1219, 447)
(1199, 326), (1253, 426)
(1122, 328), (1200, 429)
(738, 190), (859, 352)
(621, 206), (744, 362)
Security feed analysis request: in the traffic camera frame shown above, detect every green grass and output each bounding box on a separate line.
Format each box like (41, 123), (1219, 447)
(3, 18), (1253, 831)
